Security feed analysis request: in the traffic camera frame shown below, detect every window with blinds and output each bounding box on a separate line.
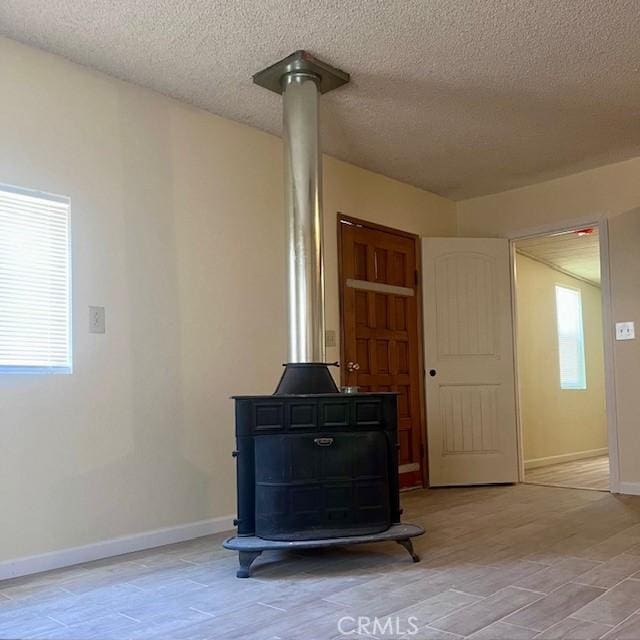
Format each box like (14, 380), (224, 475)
(555, 285), (586, 390)
(0, 184), (71, 373)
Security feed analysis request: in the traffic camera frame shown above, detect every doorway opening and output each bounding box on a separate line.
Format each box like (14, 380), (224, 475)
(513, 226), (610, 491)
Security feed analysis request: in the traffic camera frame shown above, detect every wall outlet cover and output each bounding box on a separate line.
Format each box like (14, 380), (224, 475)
(325, 329), (337, 348)
(615, 321), (635, 341)
(89, 306), (106, 334)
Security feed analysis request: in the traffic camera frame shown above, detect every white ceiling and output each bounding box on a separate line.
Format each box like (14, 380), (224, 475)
(1, 1), (640, 200)
(516, 229), (601, 285)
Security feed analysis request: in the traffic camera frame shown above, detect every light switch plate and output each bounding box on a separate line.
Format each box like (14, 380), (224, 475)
(89, 306), (106, 334)
(325, 329), (337, 348)
(615, 321), (635, 341)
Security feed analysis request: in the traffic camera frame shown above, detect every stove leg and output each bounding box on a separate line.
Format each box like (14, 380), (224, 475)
(237, 550), (262, 578)
(397, 538), (420, 563)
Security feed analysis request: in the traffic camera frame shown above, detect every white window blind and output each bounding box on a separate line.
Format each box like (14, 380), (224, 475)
(555, 285), (585, 390)
(0, 184), (71, 373)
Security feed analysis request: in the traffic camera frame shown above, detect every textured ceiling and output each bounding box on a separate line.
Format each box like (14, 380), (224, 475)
(1, 1), (640, 199)
(517, 229), (601, 285)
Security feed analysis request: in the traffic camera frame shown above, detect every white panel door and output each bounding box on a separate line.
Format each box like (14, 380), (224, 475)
(422, 238), (518, 486)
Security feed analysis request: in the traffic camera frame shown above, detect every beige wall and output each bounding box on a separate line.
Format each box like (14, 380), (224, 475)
(459, 161), (640, 491)
(515, 254), (606, 464)
(457, 157), (640, 237)
(608, 208), (640, 494)
(0, 37), (456, 563)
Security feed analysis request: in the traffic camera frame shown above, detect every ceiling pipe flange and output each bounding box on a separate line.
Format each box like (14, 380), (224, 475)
(253, 50), (350, 95)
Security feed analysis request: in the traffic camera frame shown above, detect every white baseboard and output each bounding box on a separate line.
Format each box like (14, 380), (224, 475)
(524, 448), (608, 470)
(0, 514), (235, 581)
(618, 482), (640, 496)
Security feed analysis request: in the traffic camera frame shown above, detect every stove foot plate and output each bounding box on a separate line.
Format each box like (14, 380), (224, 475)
(223, 523), (425, 578)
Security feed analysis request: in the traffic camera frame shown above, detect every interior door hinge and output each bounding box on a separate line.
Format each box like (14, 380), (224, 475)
(414, 269), (419, 286)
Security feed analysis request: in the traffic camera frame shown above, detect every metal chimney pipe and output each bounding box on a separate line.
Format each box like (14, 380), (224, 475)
(253, 51), (349, 363)
(282, 71), (324, 362)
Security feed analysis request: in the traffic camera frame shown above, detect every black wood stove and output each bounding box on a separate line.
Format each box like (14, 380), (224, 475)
(222, 52), (424, 577)
(237, 363), (399, 536)
(224, 363), (424, 577)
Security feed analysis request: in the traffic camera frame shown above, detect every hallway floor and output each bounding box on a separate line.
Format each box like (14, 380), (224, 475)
(3, 483), (640, 639)
(525, 455), (610, 491)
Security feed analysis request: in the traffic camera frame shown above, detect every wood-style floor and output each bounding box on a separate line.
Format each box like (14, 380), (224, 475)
(3, 484), (640, 639)
(525, 455), (610, 491)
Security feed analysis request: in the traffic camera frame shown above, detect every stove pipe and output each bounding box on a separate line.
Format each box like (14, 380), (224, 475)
(282, 70), (324, 363)
(254, 52), (350, 373)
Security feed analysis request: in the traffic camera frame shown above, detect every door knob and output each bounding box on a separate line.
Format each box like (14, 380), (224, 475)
(346, 361), (360, 372)
(429, 369), (437, 377)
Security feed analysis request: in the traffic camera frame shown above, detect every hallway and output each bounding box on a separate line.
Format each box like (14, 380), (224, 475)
(525, 455), (610, 491)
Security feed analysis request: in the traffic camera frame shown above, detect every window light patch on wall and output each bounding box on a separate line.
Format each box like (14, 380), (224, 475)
(0, 184), (72, 374)
(555, 284), (586, 390)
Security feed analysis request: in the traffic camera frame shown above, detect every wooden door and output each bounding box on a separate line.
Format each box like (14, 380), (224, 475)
(422, 237), (518, 486)
(338, 216), (425, 489)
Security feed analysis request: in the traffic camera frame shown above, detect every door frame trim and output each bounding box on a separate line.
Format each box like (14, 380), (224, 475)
(507, 217), (620, 493)
(336, 213), (428, 488)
